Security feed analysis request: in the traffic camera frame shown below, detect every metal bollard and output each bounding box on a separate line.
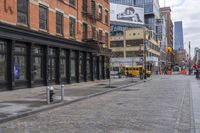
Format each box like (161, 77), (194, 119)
(49, 86), (54, 102)
(46, 86), (50, 104)
(61, 84), (65, 101)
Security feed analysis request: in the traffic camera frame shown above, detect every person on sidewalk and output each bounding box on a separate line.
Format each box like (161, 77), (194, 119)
(196, 67), (199, 79)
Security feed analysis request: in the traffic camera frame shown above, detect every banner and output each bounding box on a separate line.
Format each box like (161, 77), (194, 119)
(110, 3), (144, 25)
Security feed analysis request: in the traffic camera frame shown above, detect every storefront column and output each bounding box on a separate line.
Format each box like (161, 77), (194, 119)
(56, 48), (61, 84)
(28, 43), (33, 88)
(76, 51), (80, 83)
(66, 49), (71, 84)
(102, 56), (105, 80)
(97, 56), (100, 80)
(44, 46), (49, 86)
(7, 40), (15, 90)
(91, 54), (94, 81)
(84, 52), (87, 82)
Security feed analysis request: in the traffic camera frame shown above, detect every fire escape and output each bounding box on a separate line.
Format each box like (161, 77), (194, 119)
(82, 0), (106, 49)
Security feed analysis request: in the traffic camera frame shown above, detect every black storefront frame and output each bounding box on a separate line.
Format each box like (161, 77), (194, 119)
(0, 23), (111, 90)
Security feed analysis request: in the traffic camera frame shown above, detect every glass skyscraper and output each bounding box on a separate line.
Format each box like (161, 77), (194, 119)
(174, 21), (184, 50)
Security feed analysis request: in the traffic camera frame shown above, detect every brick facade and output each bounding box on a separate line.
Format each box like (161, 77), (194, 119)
(0, 0), (110, 47)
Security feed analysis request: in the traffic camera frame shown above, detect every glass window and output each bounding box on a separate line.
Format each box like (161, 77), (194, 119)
(99, 30), (103, 41)
(82, 23), (87, 40)
(17, 0), (28, 25)
(69, 17), (76, 38)
(39, 5), (48, 30)
(56, 12), (63, 34)
(69, 0), (76, 6)
(79, 52), (85, 80)
(82, 0), (87, 12)
(33, 47), (42, 54)
(105, 32), (108, 47)
(60, 58), (66, 78)
(98, 5), (102, 20)
(71, 59), (76, 78)
(48, 58), (56, 81)
(0, 55), (6, 81)
(48, 48), (56, 55)
(14, 55), (26, 80)
(33, 57), (43, 80)
(14, 47), (26, 53)
(105, 10), (109, 25)
(87, 53), (91, 80)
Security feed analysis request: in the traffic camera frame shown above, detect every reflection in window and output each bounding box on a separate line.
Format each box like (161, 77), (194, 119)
(60, 59), (66, 78)
(17, 0), (28, 24)
(14, 56), (26, 80)
(71, 59), (76, 77)
(33, 57), (42, 80)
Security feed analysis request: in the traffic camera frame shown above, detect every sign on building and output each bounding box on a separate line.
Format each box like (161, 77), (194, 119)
(110, 3), (144, 25)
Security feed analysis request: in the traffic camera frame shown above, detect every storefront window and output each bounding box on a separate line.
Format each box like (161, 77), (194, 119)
(93, 56), (97, 79)
(33, 57), (42, 80)
(0, 41), (6, 81)
(60, 58), (66, 78)
(14, 45), (27, 81)
(0, 55), (6, 81)
(48, 48), (56, 82)
(60, 49), (66, 78)
(14, 56), (26, 80)
(87, 53), (91, 80)
(33, 46), (43, 80)
(99, 56), (102, 79)
(79, 52), (85, 81)
(70, 51), (76, 81)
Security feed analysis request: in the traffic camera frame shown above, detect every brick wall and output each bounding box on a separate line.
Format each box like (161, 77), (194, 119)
(0, 0), (110, 48)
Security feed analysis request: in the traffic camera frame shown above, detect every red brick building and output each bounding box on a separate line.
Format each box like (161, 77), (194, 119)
(0, 0), (111, 90)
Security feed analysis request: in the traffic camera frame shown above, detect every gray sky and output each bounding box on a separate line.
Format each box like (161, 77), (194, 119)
(159, 0), (199, 57)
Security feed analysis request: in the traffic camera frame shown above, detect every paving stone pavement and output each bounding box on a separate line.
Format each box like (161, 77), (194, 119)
(0, 78), (140, 122)
(0, 75), (196, 133)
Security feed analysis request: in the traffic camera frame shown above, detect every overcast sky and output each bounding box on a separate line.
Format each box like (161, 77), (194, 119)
(159, 0), (199, 57)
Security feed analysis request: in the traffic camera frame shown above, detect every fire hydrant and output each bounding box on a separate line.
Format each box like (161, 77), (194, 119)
(49, 86), (55, 102)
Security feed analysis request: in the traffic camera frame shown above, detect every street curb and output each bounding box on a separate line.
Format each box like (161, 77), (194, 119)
(0, 79), (151, 124)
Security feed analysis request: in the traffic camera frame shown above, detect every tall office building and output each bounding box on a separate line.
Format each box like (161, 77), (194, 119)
(160, 7), (174, 64)
(174, 21), (184, 50)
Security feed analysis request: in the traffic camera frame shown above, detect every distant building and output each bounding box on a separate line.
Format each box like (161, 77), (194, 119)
(160, 7), (174, 64)
(174, 49), (187, 66)
(174, 21), (184, 50)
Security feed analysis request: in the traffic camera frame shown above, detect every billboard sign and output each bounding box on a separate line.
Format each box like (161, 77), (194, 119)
(110, 3), (144, 25)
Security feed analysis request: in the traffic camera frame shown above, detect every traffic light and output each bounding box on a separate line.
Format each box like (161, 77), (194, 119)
(166, 47), (173, 53)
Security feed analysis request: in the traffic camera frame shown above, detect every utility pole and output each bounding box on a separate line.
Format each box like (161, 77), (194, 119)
(189, 41), (191, 75)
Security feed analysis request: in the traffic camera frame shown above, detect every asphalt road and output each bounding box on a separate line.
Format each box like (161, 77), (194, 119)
(0, 75), (195, 133)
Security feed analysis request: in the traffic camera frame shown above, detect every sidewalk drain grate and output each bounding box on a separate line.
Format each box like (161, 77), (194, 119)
(96, 84), (107, 86)
(120, 89), (140, 92)
(104, 86), (117, 88)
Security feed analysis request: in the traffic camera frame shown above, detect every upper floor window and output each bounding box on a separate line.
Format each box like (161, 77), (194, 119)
(56, 12), (63, 34)
(69, 0), (76, 6)
(17, 0), (28, 25)
(39, 5), (48, 30)
(69, 17), (76, 38)
(105, 10), (109, 25)
(98, 5), (102, 20)
(99, 30), (103, 41)
(105, 32), (109, 47)
(82, 23), (88, 39)
(82, 0), (87, 13)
